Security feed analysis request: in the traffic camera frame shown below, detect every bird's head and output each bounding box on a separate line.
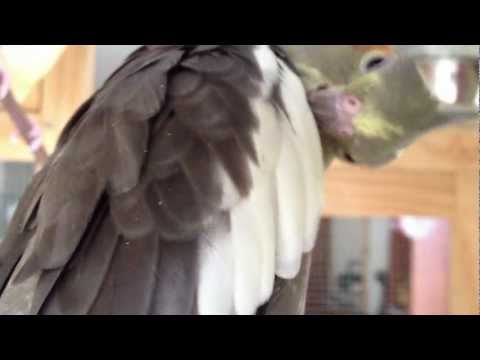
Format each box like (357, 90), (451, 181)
(282, 45), (479, 167)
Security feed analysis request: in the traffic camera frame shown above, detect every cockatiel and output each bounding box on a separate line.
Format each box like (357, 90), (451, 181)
(0, 45), (475, 315)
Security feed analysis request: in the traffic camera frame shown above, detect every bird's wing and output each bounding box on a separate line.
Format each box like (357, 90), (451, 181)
(0, 45), (324, 315)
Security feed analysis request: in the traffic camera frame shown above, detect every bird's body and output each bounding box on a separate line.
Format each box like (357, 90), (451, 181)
(0, 45), (327, 315)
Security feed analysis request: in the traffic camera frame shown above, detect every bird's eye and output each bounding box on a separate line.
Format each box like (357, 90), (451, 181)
(365, 57), (386, 70)
(360, 51), (393, 74)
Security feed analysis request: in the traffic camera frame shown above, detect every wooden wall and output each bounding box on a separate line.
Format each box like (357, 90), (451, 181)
(323, 124), (479, 315)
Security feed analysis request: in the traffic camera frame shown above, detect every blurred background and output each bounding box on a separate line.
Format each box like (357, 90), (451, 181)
(307, 217), (450, 315)
(0, 45), (478, 315)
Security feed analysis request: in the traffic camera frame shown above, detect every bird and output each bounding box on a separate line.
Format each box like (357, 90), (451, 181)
(0, 45), (472, 315)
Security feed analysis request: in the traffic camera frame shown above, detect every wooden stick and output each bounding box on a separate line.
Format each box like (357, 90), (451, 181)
(0, 66), (49, 169)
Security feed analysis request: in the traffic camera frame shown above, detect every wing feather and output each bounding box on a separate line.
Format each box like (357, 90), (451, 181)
(0, 46), (187, 313)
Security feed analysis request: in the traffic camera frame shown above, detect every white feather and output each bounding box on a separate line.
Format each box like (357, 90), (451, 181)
(275, 123), (306, 279)
(218, 165), (241, 211)
(231, 99), (282, 314)
(230, 198), (263, 315)
(253, 45), (279, 97)
(196, 45), (325, 315)
(253, 181), (277, 303)
(278, 64), (325, 253)
(197, 218), (235, 315)
(248, 99), (282, 303)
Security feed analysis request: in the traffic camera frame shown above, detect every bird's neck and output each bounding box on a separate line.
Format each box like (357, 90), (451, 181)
(321, 137), (339, 170)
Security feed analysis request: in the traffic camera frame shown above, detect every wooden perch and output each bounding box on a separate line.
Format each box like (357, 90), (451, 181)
(0, 46), (94, 164)
(0, 65), (49, 169)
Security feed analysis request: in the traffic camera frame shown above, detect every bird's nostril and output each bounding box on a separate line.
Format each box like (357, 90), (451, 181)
(348, 98), (358, 107)
(342, 95), (362, 115)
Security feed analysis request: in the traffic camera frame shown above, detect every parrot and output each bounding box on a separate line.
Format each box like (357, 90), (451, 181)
(0, 45), (475, 315)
